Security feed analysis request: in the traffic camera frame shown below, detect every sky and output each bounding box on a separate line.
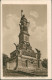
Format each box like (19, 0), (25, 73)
(2, 4), (47, 59)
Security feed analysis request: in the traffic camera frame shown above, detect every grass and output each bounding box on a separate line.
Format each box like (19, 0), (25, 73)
(3, 67), (35, 77)
(3, 66), (47, 77)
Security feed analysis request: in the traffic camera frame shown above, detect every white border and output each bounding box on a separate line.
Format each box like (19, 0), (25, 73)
(1, 0), (51, 79)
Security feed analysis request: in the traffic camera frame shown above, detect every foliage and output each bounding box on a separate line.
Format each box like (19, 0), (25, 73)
(3, 54), (9, 66)
(41, 58), (48, 68)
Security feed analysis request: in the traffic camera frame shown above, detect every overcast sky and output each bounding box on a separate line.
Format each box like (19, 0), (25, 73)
(2, 4), (47, 59)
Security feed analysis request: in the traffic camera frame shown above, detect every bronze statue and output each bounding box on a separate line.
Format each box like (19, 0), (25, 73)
(35, 48), (41, 59)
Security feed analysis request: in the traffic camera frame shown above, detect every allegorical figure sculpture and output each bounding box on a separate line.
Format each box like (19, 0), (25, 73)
(35, 48), (41, 59)
(20, 10), (29, 32)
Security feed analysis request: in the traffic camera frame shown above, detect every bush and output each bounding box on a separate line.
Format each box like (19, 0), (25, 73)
(41, 58), (48, 68)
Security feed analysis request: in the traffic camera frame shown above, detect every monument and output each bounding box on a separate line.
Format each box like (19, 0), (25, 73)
(6, 10), (47, 75)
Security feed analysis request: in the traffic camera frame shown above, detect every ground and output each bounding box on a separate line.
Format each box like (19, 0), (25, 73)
(3, 66), (35, 77)
(3, 66), (47, 77)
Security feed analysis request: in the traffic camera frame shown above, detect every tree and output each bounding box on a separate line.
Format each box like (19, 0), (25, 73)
(3, 54), (9, 66)
(41, 58), (48, 68)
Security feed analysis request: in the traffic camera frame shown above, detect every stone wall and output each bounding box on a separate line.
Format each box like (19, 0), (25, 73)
(18, 56), (38, 70)
(7, 56), (41, 71)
